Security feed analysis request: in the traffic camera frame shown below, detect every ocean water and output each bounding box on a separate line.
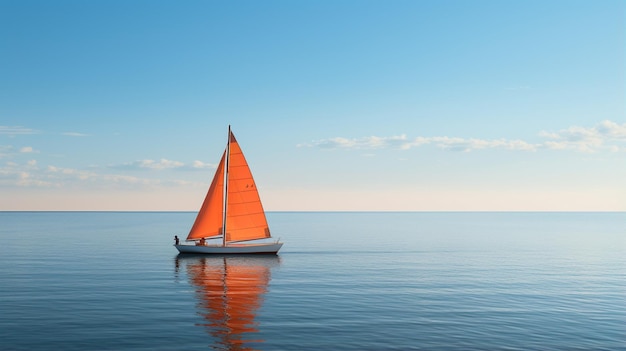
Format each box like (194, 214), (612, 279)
(0, 212), (624, 351)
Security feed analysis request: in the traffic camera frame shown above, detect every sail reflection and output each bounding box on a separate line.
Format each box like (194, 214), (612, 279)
(177, 255), (280, 351)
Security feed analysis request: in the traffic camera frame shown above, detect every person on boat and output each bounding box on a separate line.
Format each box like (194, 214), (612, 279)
(197, 238), (206, 246)
(174, 235), (179, 245)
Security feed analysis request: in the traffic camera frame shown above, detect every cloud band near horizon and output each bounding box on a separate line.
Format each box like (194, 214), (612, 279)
(301, 120), (626, 153)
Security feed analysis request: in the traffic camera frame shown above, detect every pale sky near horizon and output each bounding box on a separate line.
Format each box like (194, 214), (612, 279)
(1, 0), (625, 211)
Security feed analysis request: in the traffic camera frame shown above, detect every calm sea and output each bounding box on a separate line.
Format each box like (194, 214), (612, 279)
(0, 212), (624, 351)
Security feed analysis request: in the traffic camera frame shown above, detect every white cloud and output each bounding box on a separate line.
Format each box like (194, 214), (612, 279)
(0, 161), (51, 187)
(139, 159), (184, 170)
(62, 132), (89, 137)
(596, 120), (626, 140)
(304, 135), (538, 152)
(400, 136), (430, 150)
(0, 126), (39, 136)
(1, 160), (208, 189)
(539, 120), (626, 152)
(47, 165), (96, 181)
(17, 172), (54, 187)
(114, 158), (184, 170)
(1, 145), (39, 158)
(19, 146), (39, 153)
(191, 160), (216, 169)
(430, 137), (538, 152)
(111, 158), (215, 171)
(301, 134), (426, 150)
(432, 137), (534, 152)
(304, 120), (624, 153)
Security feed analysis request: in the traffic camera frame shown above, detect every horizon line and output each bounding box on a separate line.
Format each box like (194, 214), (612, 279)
(1, 210), (623, 213)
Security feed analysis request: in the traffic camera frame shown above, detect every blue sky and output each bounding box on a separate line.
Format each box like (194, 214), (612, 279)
(1, 0), (624, 211)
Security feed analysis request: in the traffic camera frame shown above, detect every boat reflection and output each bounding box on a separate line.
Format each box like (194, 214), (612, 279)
(176, 254), (280, 351)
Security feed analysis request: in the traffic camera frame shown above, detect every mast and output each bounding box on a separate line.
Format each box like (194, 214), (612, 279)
(222, 125), (231, 247)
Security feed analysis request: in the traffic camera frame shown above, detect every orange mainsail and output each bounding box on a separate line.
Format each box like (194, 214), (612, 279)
(186, 128), (271, 243)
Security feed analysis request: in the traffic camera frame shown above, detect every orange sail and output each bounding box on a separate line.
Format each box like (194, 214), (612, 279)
(225, 132), (271, 243)
(187, 152), (225, 241)
(186, 128), (271, 243)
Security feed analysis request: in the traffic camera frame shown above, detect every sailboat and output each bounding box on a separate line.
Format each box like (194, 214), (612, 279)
(175, 126), (283, 254)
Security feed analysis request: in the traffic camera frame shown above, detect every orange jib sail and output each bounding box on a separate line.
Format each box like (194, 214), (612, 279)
(187, 129), (270, 243)
(187, 152), (226, 241)
(225, 132), (271, 243)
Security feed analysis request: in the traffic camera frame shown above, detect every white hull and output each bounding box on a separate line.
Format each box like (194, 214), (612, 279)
(175, 242), (283, 254)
